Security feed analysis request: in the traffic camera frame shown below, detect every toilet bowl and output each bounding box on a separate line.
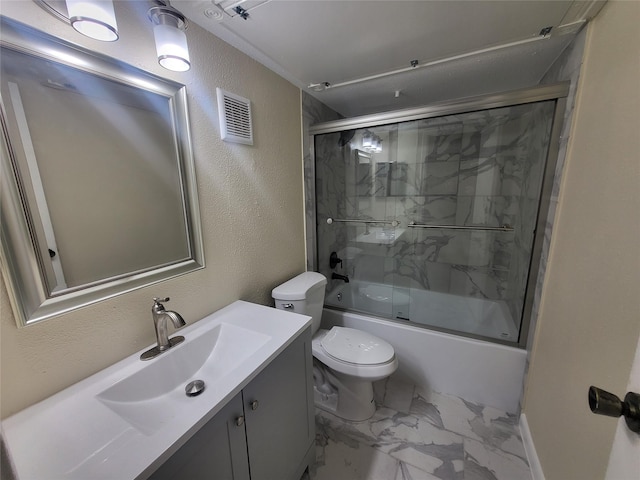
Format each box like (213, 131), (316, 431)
(272, 272), (398, 421)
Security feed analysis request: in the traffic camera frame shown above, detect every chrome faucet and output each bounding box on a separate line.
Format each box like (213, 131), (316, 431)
(140, 297), (186, 360)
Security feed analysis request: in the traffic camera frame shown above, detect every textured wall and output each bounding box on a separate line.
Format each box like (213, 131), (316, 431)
(0, 2), (304, 418)
(523, 1), (640, 478)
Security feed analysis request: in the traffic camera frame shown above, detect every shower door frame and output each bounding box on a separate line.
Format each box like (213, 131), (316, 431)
(309, 83), (569, 348)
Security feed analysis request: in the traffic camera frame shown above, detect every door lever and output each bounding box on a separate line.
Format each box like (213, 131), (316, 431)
(588, 386), (640, 434)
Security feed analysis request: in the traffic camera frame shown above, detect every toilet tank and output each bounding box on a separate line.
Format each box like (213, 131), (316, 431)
(272, 272), (327, 334)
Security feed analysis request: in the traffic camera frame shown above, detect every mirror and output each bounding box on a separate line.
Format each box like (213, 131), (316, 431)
(0, 17), (204, 326)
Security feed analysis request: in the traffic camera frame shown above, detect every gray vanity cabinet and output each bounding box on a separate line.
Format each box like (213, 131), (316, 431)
(243, 327), (315, 480)
(148, 393), (250, 480)
(148, 327), (314, 480)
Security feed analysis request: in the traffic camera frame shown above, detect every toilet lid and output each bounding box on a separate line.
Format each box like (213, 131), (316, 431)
(320, 327), (395, 365)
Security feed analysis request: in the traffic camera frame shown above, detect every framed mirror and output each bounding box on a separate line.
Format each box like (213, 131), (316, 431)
(0, 17), (204, 326)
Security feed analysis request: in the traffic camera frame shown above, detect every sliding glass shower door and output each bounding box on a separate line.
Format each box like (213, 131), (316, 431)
(314, 97), (560, 345)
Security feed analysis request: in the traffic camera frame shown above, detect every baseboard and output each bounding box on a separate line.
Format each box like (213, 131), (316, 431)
(519, 414), (545, 480)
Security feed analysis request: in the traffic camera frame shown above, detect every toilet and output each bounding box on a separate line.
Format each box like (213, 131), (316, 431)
(272, 272), (398, 422)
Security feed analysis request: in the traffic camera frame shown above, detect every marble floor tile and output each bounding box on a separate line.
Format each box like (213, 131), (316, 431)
(464, 438), (531, 480)
(317, 406), (464, 479)
(312, 386), (531, 480)
(314, 426), (401, 480)
(395, 461), (458, 480)
(411, 387), (523, 455)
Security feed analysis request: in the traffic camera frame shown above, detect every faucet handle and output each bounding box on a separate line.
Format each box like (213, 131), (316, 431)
(329, 251), (343, 269)
(152, 297), (170, 311)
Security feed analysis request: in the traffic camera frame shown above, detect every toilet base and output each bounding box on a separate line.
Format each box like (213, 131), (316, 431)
(314, 388), (338, 412)
(313, 370), (377, 422)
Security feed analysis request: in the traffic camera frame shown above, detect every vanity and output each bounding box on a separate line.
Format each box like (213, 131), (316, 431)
(1, 18), (315, 480)
(2, 301), (315, 480)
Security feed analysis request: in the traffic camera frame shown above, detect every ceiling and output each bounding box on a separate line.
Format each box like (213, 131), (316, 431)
(174, 0), (605, 117)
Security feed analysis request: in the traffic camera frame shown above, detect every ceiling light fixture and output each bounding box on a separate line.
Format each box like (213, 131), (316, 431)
(34, 0), (118, 41)
(66, 0), (118, 41)
(148, 2), (191, 72)
(362, 131), (372, 149)
(362, 130), (382, 154)
(33, 0), (191, 73)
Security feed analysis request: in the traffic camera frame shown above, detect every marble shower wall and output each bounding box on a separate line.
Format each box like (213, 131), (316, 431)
(302, 92), (342, 271)
(315, 101), (556, 334)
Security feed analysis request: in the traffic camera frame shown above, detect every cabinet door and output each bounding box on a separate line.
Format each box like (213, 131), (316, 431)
(243, 328), (314, 480)
(147, 393), (250, 480)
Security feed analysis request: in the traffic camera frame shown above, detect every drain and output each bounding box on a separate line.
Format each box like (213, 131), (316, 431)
(500, 332), (510, 338)
(185, 380), (205, 397)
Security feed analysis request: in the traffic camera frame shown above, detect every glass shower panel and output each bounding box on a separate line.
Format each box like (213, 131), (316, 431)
(316, 100), (555, 343)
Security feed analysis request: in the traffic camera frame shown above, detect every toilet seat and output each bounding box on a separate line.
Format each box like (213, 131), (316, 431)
(312, 328), (398, 381)
(320, 327), (395, 365)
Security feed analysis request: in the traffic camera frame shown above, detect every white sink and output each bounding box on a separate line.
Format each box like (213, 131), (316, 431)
(3, 301), (311, 480)
(97, 323), (270, 434)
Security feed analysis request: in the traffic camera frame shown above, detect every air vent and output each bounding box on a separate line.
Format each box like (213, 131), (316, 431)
(216, 88), (253, 145)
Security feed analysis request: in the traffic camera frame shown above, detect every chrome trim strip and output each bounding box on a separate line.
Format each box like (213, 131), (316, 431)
(516, 97), (568, 348)
(309, 83), (570, 135)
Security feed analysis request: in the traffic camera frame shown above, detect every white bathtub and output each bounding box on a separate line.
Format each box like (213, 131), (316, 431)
(322, 283), (527, 413)
(325, 280), (519, 342)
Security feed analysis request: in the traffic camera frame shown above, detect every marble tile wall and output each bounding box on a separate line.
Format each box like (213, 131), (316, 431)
(314, 102), (556, 337)
(302, 91), (342, 271)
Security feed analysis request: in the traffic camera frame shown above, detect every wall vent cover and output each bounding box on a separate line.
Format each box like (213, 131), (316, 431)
(216, 88), (253, 145)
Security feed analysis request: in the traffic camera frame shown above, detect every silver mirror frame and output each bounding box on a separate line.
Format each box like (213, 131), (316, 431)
(0, 17), (204, 326)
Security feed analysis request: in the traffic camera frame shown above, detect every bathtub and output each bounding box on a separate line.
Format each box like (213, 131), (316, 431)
(325, 280), (519, 342)
(322, 282), (527, 413)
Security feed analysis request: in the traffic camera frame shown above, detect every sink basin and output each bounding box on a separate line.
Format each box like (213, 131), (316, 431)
(97, 323), (270, 434)
(3, 301), (312, 480)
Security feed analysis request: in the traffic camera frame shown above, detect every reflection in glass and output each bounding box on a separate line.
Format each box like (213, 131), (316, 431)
(1, 48), (189, 292)
(315, 101), (556, 344)
(0, 17), (203, 326)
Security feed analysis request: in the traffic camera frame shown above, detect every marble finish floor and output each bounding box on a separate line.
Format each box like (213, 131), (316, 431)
(309, 378), (531, 480)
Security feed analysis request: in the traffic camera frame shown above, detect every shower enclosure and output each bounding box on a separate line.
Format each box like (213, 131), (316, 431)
(311, 85), (567, 347)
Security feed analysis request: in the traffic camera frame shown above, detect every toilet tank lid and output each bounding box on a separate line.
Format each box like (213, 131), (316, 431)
(271, 272), (327, 301)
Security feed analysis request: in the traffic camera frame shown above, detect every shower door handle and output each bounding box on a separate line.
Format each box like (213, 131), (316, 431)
(588, 386), (640, 434)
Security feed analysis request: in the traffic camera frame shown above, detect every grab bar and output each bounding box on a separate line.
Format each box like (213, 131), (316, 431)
(326, 217), (400, 227)
(408, 221), (514, 232)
